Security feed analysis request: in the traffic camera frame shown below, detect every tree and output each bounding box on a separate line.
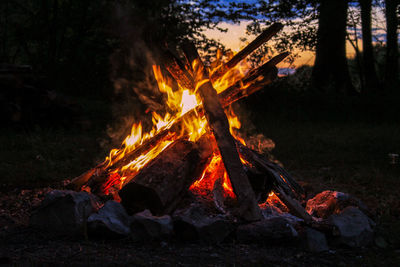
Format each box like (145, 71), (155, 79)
(312, 0), (356, 94)
(384, 0), (399, 88)
(359, 0), (380, 93)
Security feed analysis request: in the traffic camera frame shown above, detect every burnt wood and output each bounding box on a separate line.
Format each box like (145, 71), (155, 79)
(236, 140), (304, 199)
(235, 141), (312, 222)
(119, 137), (212, 215)
(182, 41), (261, 221)
(68, 55), (283, 191)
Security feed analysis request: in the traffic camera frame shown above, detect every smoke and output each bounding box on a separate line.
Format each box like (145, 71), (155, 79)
(107, 2), (168, 146)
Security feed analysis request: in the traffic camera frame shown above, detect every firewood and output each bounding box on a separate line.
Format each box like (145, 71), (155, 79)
(273, 186), (313, 223)
(235, 141), (313, 223)
(182, 41), (261, 221)
(161, 49), (195, 91)
(68, 55), (283, 191)
(118, 137), (213, 215)
(210, 23), (283, 82)
(235, 140), (304, 199)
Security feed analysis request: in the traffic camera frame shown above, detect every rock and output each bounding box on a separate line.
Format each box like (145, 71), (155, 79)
(236, 217), (298, 244)
(303, 227), (329, 252)
(173, 204), (233, 243)
(88, 200), (131, 238)
(30, 190), (100, 235)
(328, 206), (374, 247)
(306, 190), (368, 219)
(131, 210), (173, 241)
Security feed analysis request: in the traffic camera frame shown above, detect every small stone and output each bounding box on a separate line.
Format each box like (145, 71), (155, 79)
(30, 190), (100, 235)
(88, 200), (131, 237)
(328, 206), (374, 247)
(306, 190), (368, 219)
(131, 210), (173, 241)
(236, 216), (298, 244)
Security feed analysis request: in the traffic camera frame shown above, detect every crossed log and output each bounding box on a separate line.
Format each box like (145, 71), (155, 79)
(67, 23), (314, 222)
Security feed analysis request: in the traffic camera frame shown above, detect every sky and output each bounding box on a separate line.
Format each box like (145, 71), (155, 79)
(203, 6), (389, 69)
(203, 21), (315, 68)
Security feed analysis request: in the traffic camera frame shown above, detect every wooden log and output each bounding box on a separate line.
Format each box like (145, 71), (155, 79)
(161, 49), (195, 91)
(119, 137), (213, 215)
(236, 140), (304, 199)
(273, 186), (312, 223)
(210, 23), (283, 82)
(182, 41), (261, 221)
(68, 56), (283, 191)
(235, 141), (312, 223)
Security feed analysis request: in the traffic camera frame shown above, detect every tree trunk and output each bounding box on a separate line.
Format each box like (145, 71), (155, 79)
(384, 0), (399, 88)
(313, 0), (356, 95)
(360, 0), (380, 93)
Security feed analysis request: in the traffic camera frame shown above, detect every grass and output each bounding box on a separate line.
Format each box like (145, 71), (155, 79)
(0, 97), (112, 189)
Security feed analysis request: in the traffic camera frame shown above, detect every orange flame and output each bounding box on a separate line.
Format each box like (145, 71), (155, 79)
(99, 49), (258, 199)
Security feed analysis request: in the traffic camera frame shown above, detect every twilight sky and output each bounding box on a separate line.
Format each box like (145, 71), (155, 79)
(203, 5), (389, 69)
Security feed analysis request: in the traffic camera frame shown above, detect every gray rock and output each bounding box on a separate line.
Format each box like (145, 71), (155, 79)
(88, 200), (131, 237)
(30, 190), (100, 235)
(328, 206), (374, 247)
(173, 204), (233, 243)
(304, 227), (329, 252)
(131, 210), (173, 241)
(236, 216), (298, 244)
(306, 190), (368, 219)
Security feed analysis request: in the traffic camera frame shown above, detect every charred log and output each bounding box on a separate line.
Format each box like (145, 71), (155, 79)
(182, 41), (261, 221)
(68, 54), (284, 191)
(119, 137), (212, 215)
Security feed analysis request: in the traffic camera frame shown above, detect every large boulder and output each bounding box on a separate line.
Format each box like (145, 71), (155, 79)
(30, 190), (100, 235)
(328, 206), (374, 247)
(88, 200), (131, 238)
(306, 190), (368, 219)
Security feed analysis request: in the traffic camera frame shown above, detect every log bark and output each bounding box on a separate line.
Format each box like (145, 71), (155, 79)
(182, 41), (261, 221)
(119, 137), (212, 215)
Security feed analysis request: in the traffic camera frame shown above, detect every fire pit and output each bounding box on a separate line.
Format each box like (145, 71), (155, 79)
(30, 23), (375, 250)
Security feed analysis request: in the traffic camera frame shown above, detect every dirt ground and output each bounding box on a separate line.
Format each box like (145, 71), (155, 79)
(1, 186), (399, 266)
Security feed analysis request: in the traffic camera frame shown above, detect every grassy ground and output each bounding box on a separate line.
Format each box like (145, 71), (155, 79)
(0, 97), (112, 189)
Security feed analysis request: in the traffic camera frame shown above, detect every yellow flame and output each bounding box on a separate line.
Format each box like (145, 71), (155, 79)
(100, 49), (259, 196)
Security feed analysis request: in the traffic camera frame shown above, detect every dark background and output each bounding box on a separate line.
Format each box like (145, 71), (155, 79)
(0, 0), (399, 265)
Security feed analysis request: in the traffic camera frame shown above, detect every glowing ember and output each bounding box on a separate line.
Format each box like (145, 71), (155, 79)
(98, 50), (257, 199)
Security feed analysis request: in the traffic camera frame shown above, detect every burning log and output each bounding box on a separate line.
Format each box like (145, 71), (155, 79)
(210, 23), (283, 82)
(161, 49), (195, 91)
(235, 141), (312, 223)
(182, 41), (261, 221)
(68, 54), (284, 191)
(118, 137), (213, 215)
